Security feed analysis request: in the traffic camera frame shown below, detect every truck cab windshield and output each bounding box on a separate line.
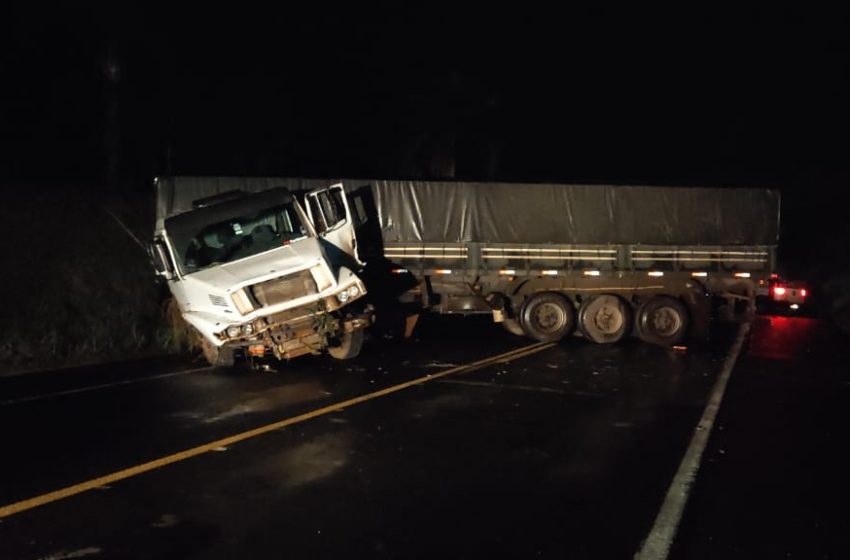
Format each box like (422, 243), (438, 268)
(168, 199), (309, 275)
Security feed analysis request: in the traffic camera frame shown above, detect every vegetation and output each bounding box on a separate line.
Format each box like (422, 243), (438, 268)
(0, 186), (181, 374)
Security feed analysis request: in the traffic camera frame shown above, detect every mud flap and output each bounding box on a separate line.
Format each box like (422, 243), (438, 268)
(404, 314), (420, 338)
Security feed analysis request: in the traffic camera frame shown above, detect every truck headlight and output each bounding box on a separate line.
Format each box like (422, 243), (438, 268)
(231, 289), (255, 315)
(336, 284), (362, 304)
(226, 325), (241, 338)
(242, 323), (254, 336)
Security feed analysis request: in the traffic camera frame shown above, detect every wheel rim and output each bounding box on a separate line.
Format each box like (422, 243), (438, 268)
(593, 305), (624, 334)
(533, 302), (567, 333)
(651, 306), (682, 337)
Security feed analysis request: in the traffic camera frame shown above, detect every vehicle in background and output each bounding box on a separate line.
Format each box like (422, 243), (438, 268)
(757, 275), (809, 313)
(150, 180), (373, 367)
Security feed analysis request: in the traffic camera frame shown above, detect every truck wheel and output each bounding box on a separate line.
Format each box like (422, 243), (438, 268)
(520, 292), (576, 342)
(635, 296), (689, 346)
(578, 295), (632, 344)
(200, 338), (235, 367)
(328, 328), (365, 360)
(502, 318), (526, 336)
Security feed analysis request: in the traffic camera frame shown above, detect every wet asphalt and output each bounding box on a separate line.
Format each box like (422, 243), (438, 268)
(671, 315), (850, 559)
(0, 314), (846, 559)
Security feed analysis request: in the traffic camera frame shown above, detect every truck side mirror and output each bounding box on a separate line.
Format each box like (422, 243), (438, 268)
(148, 239), (175, 280)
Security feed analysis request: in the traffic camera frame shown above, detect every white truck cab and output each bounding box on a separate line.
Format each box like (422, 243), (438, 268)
(150, 183), (372, 366)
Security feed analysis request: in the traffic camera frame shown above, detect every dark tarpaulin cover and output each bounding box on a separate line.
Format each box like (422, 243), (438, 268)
(156, 177), (780, 246)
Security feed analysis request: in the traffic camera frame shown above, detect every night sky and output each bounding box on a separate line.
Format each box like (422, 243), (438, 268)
(3, 5), (850, 276)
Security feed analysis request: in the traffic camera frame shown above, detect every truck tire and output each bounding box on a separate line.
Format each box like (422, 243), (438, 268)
(328, 328), (365, 360)
(520, 292), (576, 342)
(578, 295), (632, 344)
(635, 296), (689, 346)
(200, 338), (235, 367)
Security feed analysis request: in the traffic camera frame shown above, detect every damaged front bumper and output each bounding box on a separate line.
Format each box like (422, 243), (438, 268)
(217, 296), (374, 360)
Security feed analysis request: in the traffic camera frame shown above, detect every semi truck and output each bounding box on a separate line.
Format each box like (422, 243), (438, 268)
(152, 177), (779, 364)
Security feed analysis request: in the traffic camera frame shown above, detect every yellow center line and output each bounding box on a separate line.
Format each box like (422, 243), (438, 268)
(0, 341), (554, 519)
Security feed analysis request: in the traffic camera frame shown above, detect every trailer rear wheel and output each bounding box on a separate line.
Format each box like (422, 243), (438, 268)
(328, 328), (365, 360)
(520, 292), (576, 342)
(635, 296), (689, 346)
(578, 295), (632, 344)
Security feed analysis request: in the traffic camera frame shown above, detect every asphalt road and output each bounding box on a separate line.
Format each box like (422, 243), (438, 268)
(0, 314), (846, 559)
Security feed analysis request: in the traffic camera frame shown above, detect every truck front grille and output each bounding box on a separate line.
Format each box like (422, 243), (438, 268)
(251, 270), (318, 307)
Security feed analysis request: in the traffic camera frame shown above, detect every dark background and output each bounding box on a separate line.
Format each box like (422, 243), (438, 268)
(2, 5), (850, 339)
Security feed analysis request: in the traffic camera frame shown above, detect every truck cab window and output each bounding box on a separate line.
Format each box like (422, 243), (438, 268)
(307, 196), (329, 234)
(171, 201), (308, 274)
(325, 189), (347, 226)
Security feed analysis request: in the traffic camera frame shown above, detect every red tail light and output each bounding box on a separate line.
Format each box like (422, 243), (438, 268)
(772, 286), (786, 297)
(800, 288), (808, 298)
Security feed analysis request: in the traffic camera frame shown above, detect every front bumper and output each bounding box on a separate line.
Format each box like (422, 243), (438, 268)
(220, 300), (374, 360)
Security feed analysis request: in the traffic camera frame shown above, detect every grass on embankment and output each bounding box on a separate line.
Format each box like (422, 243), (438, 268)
(0, 185), (190, 374)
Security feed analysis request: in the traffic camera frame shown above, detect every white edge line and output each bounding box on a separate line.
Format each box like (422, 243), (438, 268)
(634, 320), (751, 560)
(0, 367), (212, 407)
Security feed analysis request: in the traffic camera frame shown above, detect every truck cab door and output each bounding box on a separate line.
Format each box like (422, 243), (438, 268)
(305, 183), (362, 265)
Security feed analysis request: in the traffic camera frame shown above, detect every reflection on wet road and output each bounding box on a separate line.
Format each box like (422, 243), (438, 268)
(0, 314), (845, 559)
